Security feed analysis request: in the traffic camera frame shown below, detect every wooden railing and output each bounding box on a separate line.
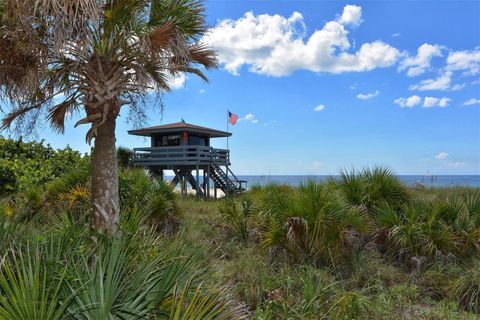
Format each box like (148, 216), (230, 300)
(132, 146), (230, 166)
(225, 166), (248, 190)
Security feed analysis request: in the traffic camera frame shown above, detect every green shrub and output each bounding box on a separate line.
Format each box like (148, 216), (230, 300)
(0, 223), (245, 319)
(375, 195), (479, 260)
(337, 167), (409, 211)
(117, 146), (133, 168)
(0, 211), (17, 252)
(44, 159), (91, 203)
(452, 259), (480, 313)
(0, 243), (73, 320)
(168, 280), (249, 319)
(259, 180), (371, 265)
(298, 266), (337, 317)
(345, 249), (404, 291)
(328, 290), (371, 320)
(0, 137), (86, 195)
(219, 198), (254, 241)
(17, 184), (45, 221)
(119, 168), (178, 233)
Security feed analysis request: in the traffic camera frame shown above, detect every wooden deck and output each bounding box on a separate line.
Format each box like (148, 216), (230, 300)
(132, 146), (230, 168)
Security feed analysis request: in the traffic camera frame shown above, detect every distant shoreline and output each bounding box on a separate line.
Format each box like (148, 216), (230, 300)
(162, 174), (480, 188)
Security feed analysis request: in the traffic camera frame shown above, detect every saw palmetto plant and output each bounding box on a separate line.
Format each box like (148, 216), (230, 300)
(0, 0), (217, 234)
(337, 167), (409, 212)
(0, 226), (247, 319)
(260, 180), (371, 264)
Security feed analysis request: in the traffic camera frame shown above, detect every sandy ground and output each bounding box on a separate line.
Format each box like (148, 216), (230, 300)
(173, 187), (226, 198)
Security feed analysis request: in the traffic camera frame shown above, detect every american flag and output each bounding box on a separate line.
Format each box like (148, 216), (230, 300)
(228, 111), (238, 125)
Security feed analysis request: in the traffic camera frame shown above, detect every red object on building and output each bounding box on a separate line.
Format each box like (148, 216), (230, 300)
(184, 132), (188, 141)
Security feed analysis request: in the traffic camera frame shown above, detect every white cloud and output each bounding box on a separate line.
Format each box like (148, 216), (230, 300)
(357, 90), (379, 100)
(423, 97), (438, 108)
(204, 6), (400, 76)
(409, 71), (452, 91)
(423, 96), (450, 108)
(438, 97), (450, 107)
(168, 73), (187, 90)
(199, 89), (206, 94)
(464, 98), (480, 106)
(314, 104), (325, 112)
(338, 4), (362, 26)
(450, 83), (465, 91)
(435, 152), (450, 160)
(446, 49), (480, 75)
(392, 33), (401, 37)
(399, 43), (443, 77)
(393, 95), (421, 108)
(242, 113), (258, 123)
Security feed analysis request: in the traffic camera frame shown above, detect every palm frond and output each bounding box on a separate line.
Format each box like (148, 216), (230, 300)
(149, 0), (208, 38)
(149, 21), (178, 50)
(169, 279), (250, 320)
(0, 243), (74, 320)
(47, 97), (78, 133)
(188, 43), (217, 68)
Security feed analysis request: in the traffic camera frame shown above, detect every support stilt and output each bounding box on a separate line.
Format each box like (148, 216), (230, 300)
(195, 165), (200, 197)
(202, 170), (206, 199)
(207, 165), (211, 199)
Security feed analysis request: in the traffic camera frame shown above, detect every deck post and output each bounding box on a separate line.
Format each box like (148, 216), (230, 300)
(214, 181), (217, 199)
(182, 171), (187, 196)
(170, 169), (181, 189)
(202, 169), (206, 199)
(195, 165), (200, 197)
(207, 165), (210, 199)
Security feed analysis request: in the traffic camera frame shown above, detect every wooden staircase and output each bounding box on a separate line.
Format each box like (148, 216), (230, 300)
(209, 163), (246, 196)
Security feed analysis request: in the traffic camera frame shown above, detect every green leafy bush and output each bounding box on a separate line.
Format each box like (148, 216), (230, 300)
(452, 259), (480, 313)
(376, 195), (479, 260)
(337, 167), (409, 211)
(258, 180), (371, 264)
(119, 168), (179, 233)
(117, 146), (133, 168)
(0, 224), (248, 319)
(0, 137), (86, 195)
(219, 197), (254, 241)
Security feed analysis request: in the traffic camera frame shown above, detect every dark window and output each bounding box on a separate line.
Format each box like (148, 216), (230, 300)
(163, 135), (181, 146)
(154, 134), (181, 146)
(188, 134), (206, 146)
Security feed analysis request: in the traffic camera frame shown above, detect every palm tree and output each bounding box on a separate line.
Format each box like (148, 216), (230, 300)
(0, 0), (217, 234)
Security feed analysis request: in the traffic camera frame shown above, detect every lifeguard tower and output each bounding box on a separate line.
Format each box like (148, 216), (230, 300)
(128, 121), (246, 198)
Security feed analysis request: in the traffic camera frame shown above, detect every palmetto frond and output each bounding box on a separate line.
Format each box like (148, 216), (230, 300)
(169, 279), (250, 319)
(0, 241), (74, 320)
(0, 0), (217, 141)
(337, 167), (409, 212)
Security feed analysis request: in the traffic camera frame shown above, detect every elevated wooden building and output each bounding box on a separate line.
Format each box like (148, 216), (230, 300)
(128, 122), (246, 197)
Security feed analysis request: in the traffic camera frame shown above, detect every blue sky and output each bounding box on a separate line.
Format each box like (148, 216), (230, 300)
(4, 1), (480, 175)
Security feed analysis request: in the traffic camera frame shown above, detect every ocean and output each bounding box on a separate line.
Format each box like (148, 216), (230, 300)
(235, 175), (480, 188)
(165, 175), (480, 188)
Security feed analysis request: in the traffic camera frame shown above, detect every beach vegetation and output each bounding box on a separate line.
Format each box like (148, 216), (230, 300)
(0, 141), (479, 318)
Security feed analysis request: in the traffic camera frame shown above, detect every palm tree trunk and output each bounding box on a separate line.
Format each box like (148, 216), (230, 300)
(90, 116), (119, 235)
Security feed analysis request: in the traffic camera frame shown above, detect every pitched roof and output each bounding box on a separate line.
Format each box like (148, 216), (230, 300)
(128, 122), (231, 138)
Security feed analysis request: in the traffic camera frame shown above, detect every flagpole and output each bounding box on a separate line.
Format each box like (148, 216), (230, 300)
(226, 110), (229, 150)
(226, 110), (229, 182)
